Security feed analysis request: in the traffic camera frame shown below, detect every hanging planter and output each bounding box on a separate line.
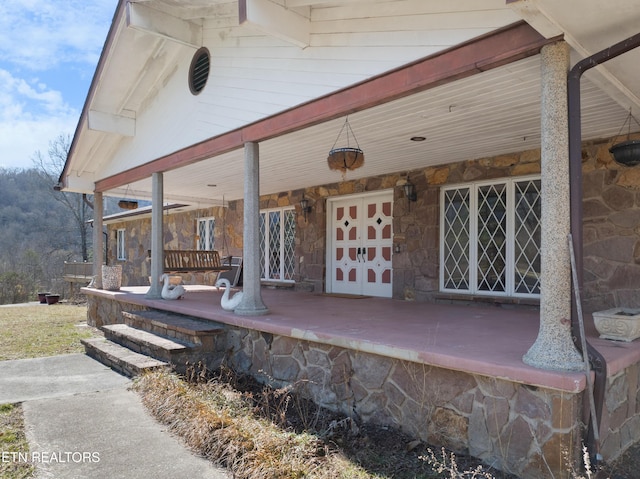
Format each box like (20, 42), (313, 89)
(609, 140), (640, 167)
(609, 109), (640, 167)
(327, 147), (365, 172)
(118, 200), (139, 210)
(118, 184), (139, 210)
(327, 117), (364, 177)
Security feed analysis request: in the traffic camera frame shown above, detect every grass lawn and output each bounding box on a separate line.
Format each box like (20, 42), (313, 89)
(0, 304), (97, 361)
(0, 302), (100, 479)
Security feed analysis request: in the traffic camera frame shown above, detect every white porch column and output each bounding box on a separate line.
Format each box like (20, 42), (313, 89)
(146, 172), (164, 299)
(92, 191), (104, 289)
(235, 141), (269, 316)
(523, 41), (583, 371)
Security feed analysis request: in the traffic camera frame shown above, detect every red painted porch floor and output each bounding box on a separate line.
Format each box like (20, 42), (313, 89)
(86, 285), (640, 394)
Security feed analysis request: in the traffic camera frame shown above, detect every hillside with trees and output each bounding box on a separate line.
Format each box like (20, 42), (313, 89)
(0, 135), (128, 304)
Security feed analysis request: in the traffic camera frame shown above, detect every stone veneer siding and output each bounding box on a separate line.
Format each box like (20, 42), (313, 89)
(222, 327), (583, 478)
(581, 134), (640, 312)
(599, 362), (640, 461)
(108, 134), (640, 313)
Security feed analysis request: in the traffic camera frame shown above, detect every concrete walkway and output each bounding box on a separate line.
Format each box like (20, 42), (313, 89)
(0, 354), (228, 479)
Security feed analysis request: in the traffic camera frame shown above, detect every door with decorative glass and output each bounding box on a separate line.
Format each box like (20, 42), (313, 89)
(328, 191), (393, 297)
(259, 207), (296, 282)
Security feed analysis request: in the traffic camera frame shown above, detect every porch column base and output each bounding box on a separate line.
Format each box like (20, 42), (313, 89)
(234, 301), (269, 316)
(523, 334), (584, 371)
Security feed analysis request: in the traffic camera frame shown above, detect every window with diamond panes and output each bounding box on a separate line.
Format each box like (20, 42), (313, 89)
(514, 179), (541, 295)
(442, 188), (470, 290)
(259, 207), (296, 282)
(197, 218), (215, 251)
(440, 177), (541, 298)
(116, 229), (126, 260)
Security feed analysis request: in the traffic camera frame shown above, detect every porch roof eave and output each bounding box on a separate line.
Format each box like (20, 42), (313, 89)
(91, 21), (556, 196)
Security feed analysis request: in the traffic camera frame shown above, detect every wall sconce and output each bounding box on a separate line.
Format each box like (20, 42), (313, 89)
(403, 181), (417, 202)
(300, 195), (312, 221)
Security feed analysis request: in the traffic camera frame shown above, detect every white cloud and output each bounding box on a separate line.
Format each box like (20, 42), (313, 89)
(0, 69), (78, 169)
(0, 0), (113, 70)
(0, 0), (113, 169)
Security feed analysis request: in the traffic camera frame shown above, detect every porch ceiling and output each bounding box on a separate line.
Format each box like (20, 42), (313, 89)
(67, 0), (640, 205)
(113, 55), (630, 205)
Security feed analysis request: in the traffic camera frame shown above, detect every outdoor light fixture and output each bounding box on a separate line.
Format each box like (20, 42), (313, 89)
(403, 181), (417, 202)
(300, 195), (312, 222)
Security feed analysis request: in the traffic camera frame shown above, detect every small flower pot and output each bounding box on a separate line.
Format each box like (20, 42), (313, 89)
(45, 294), (60, 305)
(38, 292), (52, 304)
(102, 265), (122, 291)
(593, 308), (640, 342)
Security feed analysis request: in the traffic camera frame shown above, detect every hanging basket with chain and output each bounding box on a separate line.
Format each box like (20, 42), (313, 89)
(609, 109), (640, 167)
(327, 117), (364, 175)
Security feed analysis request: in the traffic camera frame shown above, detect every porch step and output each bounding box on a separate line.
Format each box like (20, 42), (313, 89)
(82, 337), (169, 378)
(102, 323), (195, 364)
(121, 310), (225, 350)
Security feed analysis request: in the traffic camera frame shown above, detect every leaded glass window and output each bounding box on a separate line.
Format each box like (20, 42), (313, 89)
(197, 218), (215, 251)
(259, 207), (296, 282)
(440, 176), (541, 298)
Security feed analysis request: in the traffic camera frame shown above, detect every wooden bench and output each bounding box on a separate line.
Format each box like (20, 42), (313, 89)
(163, 250), (231, 274)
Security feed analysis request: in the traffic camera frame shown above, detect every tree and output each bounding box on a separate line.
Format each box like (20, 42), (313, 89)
(32, 134), (93, 261)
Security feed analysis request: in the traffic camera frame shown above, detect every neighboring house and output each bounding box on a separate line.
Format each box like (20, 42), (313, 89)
(60, 1), (640, 477)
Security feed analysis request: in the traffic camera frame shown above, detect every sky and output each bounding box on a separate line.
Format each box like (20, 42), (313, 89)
(0, 0), (115, 170)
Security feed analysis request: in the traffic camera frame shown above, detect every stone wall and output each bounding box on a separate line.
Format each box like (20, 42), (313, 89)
(223, 327), (583, 479)
(107, 134), (640, 311)
(581, 134), (640, 312)
(599, 362), (640, 460)
(86, 294), (147, 328)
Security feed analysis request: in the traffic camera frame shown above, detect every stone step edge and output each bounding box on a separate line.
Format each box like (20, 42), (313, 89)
(122, 310), (226, 337)
(82, 337), (169, 377)
(102, 324), (196, 353)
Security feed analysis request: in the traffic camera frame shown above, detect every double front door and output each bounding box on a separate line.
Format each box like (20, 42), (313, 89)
(327, 191), (393, 297)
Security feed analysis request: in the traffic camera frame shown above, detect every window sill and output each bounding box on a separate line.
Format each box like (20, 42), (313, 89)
(435, 293), (539, 309)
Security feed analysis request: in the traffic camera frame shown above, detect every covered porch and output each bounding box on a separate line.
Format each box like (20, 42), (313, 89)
(84, 284), (640, 478)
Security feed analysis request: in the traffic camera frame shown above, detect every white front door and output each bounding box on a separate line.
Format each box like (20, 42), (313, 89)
(328, 191), (393, 297)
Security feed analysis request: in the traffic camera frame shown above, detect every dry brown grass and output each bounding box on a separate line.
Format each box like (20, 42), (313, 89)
(133, 369), (374, 479)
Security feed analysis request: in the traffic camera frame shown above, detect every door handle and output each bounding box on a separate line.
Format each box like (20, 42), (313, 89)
(362, 247), (366, 261)
(356, 247), (362, 262)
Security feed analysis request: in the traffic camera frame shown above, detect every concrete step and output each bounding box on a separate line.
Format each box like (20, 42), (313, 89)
(102, 324), (195, 363)
(82, 337), (169, 378)
(122, 310), (225, 350)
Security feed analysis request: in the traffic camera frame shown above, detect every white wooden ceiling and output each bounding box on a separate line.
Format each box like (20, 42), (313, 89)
(63, 0), (640, 205)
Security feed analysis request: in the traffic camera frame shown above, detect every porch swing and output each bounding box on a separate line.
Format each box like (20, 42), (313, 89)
(162, 199), (242, 285)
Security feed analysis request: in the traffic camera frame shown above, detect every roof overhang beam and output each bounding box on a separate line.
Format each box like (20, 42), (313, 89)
(88, 110), (136, 136)
(239, 0), (310, 48)
(126, 2), (201, 49)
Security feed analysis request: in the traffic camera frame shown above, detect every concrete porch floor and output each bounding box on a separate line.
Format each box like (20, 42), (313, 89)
(84, 285), (640, 394)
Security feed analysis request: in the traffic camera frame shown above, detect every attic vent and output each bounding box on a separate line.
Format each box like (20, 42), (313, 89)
(189, 47), (210, 95)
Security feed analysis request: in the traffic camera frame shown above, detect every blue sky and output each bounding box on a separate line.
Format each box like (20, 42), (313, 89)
(0, 0), (115, 170)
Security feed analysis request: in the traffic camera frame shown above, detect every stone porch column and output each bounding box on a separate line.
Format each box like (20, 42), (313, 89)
(146, 172), (164, 299)
(523, 41), (583, 371)
(235, 141), (269, 315)
(92, 191), (104, 289)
